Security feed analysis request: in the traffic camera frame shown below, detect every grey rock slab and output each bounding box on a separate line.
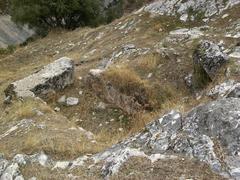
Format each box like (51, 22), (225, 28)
(85, 98), (240, 179)
(5, 57), (74, 98)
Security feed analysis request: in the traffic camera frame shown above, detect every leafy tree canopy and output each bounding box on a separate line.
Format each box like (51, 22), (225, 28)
(10, 0), (104, 29)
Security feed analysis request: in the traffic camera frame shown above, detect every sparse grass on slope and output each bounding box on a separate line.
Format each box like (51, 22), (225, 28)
(0, 4), (240, 179)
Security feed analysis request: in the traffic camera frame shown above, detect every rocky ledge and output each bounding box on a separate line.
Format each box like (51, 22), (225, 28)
(1, 98), (239, 179)
(144, 0), (240, 22)
(92, 97), (240, 179)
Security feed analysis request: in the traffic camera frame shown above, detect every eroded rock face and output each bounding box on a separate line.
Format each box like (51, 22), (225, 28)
(193, 40), (228, 80)
(144, 0), (240, 21)
(4, 57), (74, 99)
(89, 98), (240, 179)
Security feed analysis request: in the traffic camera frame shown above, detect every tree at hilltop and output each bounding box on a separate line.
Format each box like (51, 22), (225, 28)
(10, 0), (103, 30)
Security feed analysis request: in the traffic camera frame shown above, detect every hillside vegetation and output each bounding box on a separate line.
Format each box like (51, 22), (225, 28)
(0, 0), (240, 179)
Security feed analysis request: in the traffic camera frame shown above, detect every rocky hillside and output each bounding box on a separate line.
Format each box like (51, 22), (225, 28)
(0, 0), (240, 179)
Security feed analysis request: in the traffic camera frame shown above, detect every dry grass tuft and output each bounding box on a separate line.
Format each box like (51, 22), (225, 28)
(103, 65), (147, 96)
(146, 82), (177, 109)
(136, 53), (160, 72)
(103, 65), (179, 112)
(1, 98), (53, 122)
(23, 132), (101, 159)
(22, 129), (125, 160)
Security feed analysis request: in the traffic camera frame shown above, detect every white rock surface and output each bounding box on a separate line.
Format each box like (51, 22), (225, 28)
(53, 161), (70, 170)
(0, 163), (20, 180)
(66, 97), (79, 106)
(144, 0), (240, 21)
(169, 27), (204, 39)
(89, 69), (105, 77)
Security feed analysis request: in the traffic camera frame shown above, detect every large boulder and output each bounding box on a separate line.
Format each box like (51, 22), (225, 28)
(192, 41), (228, 88)
(193, 40), (228, 79)
(4, 57), (74, 99)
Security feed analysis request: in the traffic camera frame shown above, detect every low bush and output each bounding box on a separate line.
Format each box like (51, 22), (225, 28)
(0, 45), (16, 55)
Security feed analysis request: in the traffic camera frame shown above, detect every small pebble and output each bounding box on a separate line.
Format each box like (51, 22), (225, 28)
(147, 73), (153, 78)
(54, 107), (60, 112)
(118, 128), (124, 132)
(110, 119), (115, 122)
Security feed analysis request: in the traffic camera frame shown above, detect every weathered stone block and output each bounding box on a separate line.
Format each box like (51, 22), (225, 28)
(5, 57), (74, 98)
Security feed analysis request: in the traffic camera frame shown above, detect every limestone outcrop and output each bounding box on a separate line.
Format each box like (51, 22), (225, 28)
(144, 0), (240, 22)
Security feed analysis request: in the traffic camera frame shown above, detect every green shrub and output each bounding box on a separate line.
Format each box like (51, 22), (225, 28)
(0, 45), (16, 55)
(10, 0), (104, 30)
(105, 1), (124, 23)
